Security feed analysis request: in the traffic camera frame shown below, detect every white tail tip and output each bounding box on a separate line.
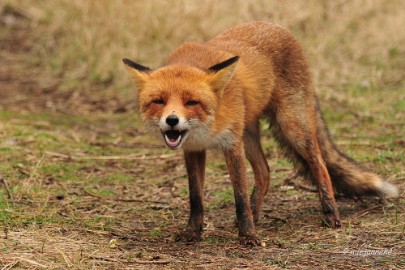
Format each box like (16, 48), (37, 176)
(377, 181), (399, 198)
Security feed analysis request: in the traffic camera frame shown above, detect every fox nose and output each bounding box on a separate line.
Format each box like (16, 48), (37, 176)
(166, 114), (179, 127)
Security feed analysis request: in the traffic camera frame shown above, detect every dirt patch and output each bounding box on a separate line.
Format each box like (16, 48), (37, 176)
(0, 110), (403, 269)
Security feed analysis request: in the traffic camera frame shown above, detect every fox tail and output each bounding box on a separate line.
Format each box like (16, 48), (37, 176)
(305, 100), (398, 197)
(271, 98), (398, 198)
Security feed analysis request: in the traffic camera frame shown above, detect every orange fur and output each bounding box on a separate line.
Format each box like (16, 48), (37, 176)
(123, 21), (397, 246)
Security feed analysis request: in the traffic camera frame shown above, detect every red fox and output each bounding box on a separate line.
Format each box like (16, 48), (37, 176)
(123, 21), (398, 245)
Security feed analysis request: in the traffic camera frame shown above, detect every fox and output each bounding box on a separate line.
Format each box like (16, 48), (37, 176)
(123, 21), (398, 246)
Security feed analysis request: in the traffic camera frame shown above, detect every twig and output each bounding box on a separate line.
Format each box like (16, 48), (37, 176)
(350, 205), (381, 219)
(83, 228), (110, 235)
(0, 175), (13, 201)
(283, 174), (318, 193)
(89, 255), (173, 264)
(1, 260), (18, 270)
(274, 167), (292, 172)
(28, 154), (45, 183)
(14, 257), (48, 268)
(15, 164), (30, 176)
(83, 189), (107, 199)
(283, 171), (300, 184)
(114, 198), (170, 204)
(9, 119), (50, 127)
(83, 189), (169, 204)
(293, 183), (318, 193)
(45, 151), (178, 161)
(130, 258), (173, 265)
(171, 174), (187, 180)
(54, 246), (73, 267)
(44, 151), (70, 159)
(91, 141), (163, 149)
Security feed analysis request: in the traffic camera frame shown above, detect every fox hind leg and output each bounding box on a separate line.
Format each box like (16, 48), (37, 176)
(244, 122), (270, 224)
(269, 100), (341, 228)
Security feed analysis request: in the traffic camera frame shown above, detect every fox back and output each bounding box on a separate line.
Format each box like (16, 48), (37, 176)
(125, 22), (313, 151)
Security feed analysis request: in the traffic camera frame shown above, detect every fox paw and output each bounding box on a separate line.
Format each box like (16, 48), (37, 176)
(174, 229), (202, 243)
(238, 235), (262, 246)
(323, 214), (341, 228)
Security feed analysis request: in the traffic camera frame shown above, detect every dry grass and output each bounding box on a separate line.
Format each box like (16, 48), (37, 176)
(0, 0), (404, 269)
(2, 0), (405, 105)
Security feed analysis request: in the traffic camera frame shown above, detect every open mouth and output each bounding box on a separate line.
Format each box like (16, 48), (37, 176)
(163, 130), (188, 149)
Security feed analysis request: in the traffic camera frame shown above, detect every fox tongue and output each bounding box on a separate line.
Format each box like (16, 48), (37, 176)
(164, 131), (182, 148)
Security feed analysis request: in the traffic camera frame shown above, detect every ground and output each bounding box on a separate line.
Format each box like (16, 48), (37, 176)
(0, 2), (404, 269)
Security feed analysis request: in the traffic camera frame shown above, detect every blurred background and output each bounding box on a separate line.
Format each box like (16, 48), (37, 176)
(1, 0), (404, 114)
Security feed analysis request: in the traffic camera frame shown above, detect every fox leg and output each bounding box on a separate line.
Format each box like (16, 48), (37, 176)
(224, 144), (261, 245)
(175, 150), (206, 242)
(270, 101), (341, 228)
(301, 143), (341, 228)
(244, 123), (270, 224)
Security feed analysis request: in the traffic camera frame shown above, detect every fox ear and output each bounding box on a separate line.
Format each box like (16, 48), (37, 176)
(207, 56), (239, 96)
(122, 58), (152, 88)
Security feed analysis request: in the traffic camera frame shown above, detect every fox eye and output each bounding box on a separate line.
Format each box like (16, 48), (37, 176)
(186, 100), (199, 106)
(152, 99), (164, 105)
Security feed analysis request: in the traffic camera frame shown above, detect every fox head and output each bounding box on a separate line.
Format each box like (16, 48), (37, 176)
(123, 56), (239, 150)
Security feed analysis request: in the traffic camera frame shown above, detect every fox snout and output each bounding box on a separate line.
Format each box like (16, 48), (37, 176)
(158, 114), (189, 150)
(165, 114), (179, 127)
(159, 113), (187, 131)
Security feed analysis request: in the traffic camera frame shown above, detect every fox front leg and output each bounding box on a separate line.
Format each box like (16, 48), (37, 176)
(223, 144), (262, 246)
(175, 151), (206, 242)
